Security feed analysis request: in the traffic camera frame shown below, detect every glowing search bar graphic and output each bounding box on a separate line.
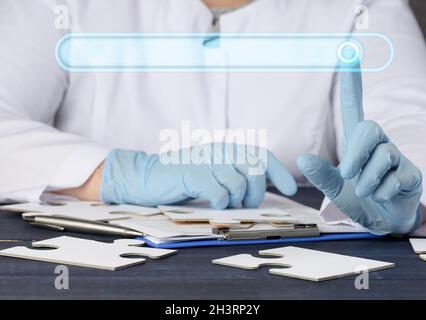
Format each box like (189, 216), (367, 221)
(56, 33), (394, 72)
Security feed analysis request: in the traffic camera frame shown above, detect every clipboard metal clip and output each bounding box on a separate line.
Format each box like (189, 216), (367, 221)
(213, 224), (320, 240)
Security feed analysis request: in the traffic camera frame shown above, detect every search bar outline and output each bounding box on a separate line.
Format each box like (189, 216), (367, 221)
(55, 32), (394, 73)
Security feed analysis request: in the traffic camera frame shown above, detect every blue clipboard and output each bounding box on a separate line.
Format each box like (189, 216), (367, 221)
(139, 232), (382, 249)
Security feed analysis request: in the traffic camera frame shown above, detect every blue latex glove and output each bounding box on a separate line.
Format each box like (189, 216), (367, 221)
(297, 66), (423, 235)
(100, 143), (297, 209)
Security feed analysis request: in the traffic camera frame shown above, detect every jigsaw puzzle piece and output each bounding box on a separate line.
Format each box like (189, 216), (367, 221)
(1, 201), (160, 221)
(212, 246), (394, 282)
(0, 236), (176, 270)
(261, 247), (394, 281)
(160, 205), (297, 226)
(409, 239), (426, 262)
(409, 238), (426, 254)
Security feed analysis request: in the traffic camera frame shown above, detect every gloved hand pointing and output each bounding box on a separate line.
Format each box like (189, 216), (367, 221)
(100, 143), (297, 209)
(297, 65), (423, 235)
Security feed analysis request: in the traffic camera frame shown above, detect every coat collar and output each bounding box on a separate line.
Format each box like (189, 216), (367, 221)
(166, 0), (287, 32)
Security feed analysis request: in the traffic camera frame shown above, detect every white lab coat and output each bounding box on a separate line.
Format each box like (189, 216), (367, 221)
(1, 0), (426, 206)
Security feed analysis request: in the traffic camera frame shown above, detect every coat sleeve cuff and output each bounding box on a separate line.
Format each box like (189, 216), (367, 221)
(46, 143), (111, 190)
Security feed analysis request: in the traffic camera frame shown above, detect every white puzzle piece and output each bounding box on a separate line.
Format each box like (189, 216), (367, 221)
(409, 239), (426, 262)
(159, 204), (298, 226)
(409, 238), (426, 254)
(212, 246), (394, 282)
(0, 236), (176, 270)
(1, 201), (160, 221)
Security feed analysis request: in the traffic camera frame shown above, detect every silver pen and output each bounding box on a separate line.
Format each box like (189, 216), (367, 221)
(22, 214), (143, 237)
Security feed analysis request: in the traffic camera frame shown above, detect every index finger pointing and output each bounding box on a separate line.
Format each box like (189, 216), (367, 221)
(340, 61), (365, 140)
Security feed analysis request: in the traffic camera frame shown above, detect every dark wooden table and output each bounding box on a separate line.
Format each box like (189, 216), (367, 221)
(0, 188), (425, 300)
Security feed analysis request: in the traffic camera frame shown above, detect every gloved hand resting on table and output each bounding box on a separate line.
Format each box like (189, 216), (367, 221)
(297, 65), (423, 235)
(100, 143), (297, 209)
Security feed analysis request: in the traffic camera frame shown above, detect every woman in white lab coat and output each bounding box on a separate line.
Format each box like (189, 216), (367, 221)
(0, 0), (425, 235)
